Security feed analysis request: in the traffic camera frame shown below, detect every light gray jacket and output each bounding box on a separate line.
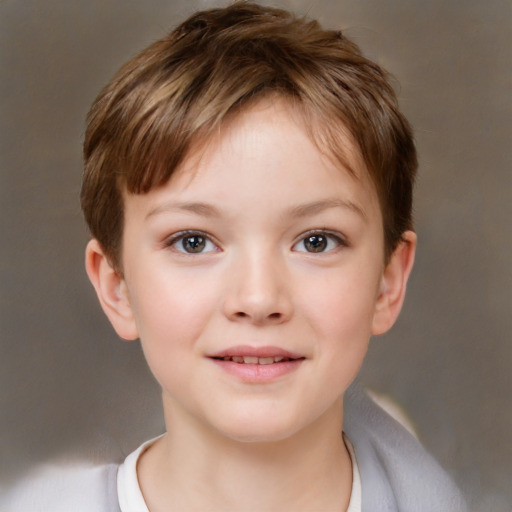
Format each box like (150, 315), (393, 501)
(1, 384), (467, 512)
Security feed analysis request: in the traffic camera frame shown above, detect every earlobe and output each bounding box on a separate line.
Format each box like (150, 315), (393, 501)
(85, 239), (139, 341)
(371, 231), (417, 336)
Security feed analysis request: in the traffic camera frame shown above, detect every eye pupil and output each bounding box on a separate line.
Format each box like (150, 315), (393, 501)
(304, 235), (327, 252)
(182, 235), (206, 253)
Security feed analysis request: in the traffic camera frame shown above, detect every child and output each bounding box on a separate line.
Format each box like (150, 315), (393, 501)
(3, 2), (467, 511)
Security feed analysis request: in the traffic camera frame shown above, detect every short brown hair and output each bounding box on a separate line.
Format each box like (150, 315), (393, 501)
(82, 1), (417, 270)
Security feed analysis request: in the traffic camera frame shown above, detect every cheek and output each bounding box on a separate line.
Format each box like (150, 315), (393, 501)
(127, 270), (221, 400)
(299, 265), (381, 338)
(297, 263), (381, 385)
(304, 283), (375, 392)
(128, 269), (220, 351)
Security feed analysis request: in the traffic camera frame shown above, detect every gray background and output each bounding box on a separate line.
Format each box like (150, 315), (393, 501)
(1, 1), (510, 510)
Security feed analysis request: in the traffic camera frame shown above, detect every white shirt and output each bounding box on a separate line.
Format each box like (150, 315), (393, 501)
(117, 434), (362, 512)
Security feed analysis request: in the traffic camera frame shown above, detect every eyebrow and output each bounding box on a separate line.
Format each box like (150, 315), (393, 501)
(146, 198), (366, 221)
(287, 198), (367, 221)
(146, 201), (222, 220)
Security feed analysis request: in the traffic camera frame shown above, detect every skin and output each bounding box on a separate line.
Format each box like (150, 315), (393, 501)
(86, 99), (416, 511)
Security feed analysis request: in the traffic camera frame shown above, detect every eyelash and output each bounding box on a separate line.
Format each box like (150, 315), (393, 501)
(292, 230), (348, 254)
(164, 230), (220, 254)
(164, 229), (347, 255)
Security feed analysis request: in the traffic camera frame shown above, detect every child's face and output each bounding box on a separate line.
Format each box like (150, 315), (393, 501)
(100, 99), (405, 442)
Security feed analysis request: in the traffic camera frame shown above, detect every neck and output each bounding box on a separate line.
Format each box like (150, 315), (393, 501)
(137, 397), (352, 512)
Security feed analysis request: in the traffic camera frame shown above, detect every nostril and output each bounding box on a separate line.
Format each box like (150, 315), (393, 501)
(232, 311), (282, 321)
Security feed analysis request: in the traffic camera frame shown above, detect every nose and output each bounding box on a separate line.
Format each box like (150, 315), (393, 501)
(222, 251), (293, 326)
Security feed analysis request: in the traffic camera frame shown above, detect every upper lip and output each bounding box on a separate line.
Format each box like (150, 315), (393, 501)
(209, 345), (304, 360)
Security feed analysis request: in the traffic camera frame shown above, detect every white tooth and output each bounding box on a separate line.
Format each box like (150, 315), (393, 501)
(259, 357), (274, 365)
(232, 356), (244, 363)
(273, 356), (284, 363)
(243, 356), (258, 364)
(223, 356), (230, 360)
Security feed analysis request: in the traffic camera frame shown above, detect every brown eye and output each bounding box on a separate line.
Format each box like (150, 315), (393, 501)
(304, 234), (328, 252)
(292, 232), (344, 253)
(181, 235), (206, 253)
(167, 232), (218, 254)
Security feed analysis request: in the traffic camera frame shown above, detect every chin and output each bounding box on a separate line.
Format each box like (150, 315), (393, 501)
(209, 408), (307, 444)
(219, 424), (301, 444)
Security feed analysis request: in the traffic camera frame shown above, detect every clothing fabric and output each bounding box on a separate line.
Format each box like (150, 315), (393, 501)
(0, 383), (467, 512)
(344, 435), (363, 512)
(1, 463), (121, 512)
(343, 383), (467, 511)
(117, 436), (158, 512)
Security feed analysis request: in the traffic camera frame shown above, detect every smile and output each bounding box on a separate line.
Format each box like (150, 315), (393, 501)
(214, 356), (295, 364)
(209, 346), (305, 382)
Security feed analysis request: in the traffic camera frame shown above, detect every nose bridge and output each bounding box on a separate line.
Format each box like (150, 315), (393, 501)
(223, 243), (292, 324)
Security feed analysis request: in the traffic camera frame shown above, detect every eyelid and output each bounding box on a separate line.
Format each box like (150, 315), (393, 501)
(292, 229), (348, 253)
(163, 230), (221, 253)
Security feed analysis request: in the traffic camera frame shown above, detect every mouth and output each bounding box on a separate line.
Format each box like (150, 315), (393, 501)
(212, 355), (299, 365)
(208, 346), (305, 382)
(209, 345), (304, 363)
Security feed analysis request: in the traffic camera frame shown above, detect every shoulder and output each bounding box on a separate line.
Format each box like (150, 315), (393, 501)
(1, 462), (120, 512)
(344, 382), (468, 512)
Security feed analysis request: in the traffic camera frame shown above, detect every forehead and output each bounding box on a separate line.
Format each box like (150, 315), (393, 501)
(123, 99), (381, 225)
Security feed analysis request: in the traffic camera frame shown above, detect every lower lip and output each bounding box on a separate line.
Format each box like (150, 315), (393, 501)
(210, 358), (304, 383)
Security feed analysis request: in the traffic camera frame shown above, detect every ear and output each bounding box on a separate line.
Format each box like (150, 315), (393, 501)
(85, 239), (139, 341)
(371, 231), (417, 336)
